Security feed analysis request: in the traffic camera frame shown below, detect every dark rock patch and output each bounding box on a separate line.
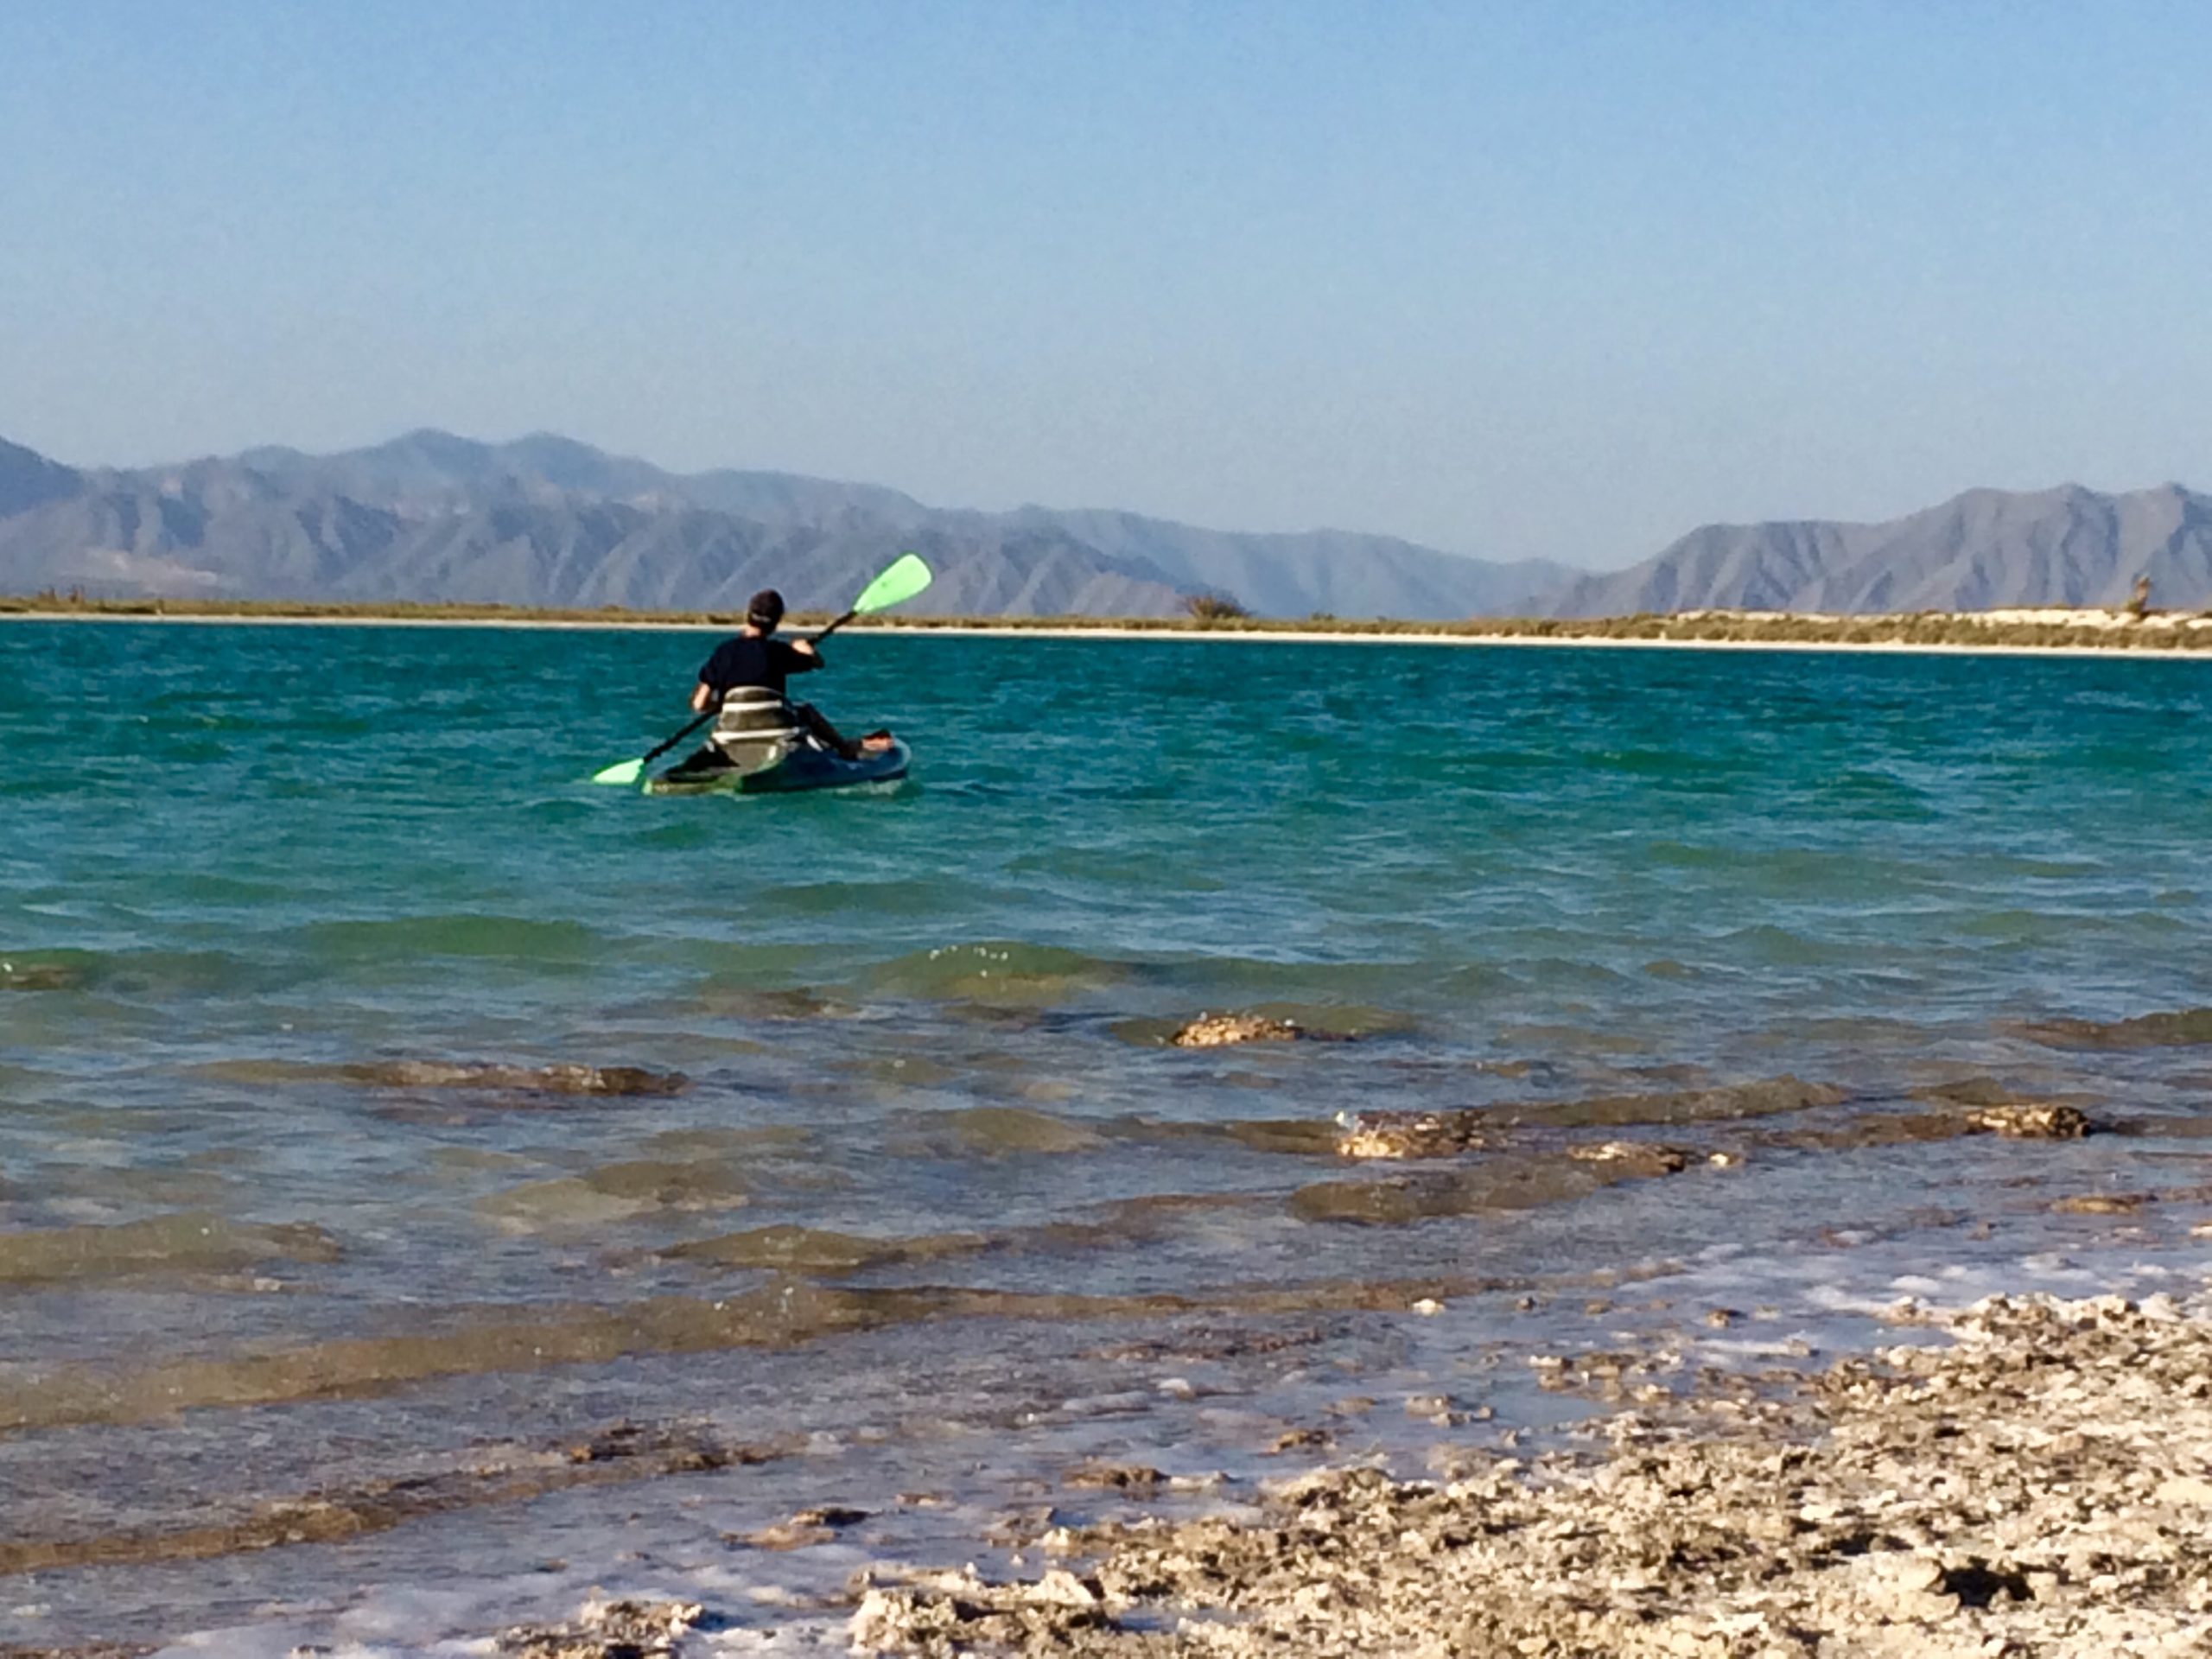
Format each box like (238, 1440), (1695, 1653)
(341, 1060), (689, 1096)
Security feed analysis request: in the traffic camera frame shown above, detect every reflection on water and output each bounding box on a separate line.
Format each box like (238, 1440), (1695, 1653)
(3, 624), (2212, 1648)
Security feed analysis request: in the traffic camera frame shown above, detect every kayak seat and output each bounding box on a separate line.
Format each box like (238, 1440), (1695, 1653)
(709, 687), (804, 772)
(713, 686), (803, 733)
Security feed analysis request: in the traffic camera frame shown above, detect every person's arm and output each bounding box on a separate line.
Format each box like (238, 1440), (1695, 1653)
(785, 640), (823, 672)
(692, 642), (731, 710)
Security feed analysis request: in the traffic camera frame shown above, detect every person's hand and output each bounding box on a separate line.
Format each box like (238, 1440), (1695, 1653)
(791, 639), (819, 658)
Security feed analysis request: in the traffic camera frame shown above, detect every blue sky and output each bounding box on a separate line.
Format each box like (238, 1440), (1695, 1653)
(3, 2), (2206, 568)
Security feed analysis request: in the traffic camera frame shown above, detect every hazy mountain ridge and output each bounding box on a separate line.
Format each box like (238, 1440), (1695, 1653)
(1549, 483), (2212, 616)
(6, 431), (2207, 619)
(225, 429), (937, 528)
(0, 438), (84, 519)
(996, 505), (1574, 618)
(0, 429), (1548, 618)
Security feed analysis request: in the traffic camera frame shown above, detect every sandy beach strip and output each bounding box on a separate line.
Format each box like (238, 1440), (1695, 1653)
(7, 606), (2212, 659)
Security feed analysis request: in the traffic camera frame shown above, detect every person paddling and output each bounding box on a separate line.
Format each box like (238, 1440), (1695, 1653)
(590, 554), (930, 791)
(688, 588), (889, 761)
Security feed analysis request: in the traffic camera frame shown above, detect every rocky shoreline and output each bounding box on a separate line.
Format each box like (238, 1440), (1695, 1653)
(15, 1281), (2212, 1657)
(5, 1022), (2207, 1657)
(836, 1285), (2212, 1657)
(250, 1277), (2212, 1658)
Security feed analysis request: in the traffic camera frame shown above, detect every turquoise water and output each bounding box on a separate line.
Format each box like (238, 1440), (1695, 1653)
(5, 620), (2212, 1650)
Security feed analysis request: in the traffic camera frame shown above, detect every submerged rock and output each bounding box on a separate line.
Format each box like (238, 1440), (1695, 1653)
(2021, 1007), (2212, 1050)
(1963, 1102), (2094, 1138)
(1064, 1460), (1165, 1492)
(664, 1224), (987, 1274)
(0, 1213), (341, 1287)
(1168, 1014), (1309, 1048)
(1332, 1109), (1486, 1160)
(1222, 1116), (1344, 1155)
(0, 957), (81, 991)
(944, 1104), (1105, 1155)
(2051, 1192), (2149, 1214)
(1292, 1156), (1617, 1226)
(736, 1504), (871, 1549)
(1566, 1139), (1692, 1174)
(852, 1566), (1115, 1656)
(498, 1596), (702, 1657)
(795, 1504), (871, 1527)
(343, 1060), (689, 1096)
(476, 1158), (751, 1231)
(1503, 1074), (1847, 1129)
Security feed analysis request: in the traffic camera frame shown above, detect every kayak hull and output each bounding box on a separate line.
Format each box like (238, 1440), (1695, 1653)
(644, 738), (911, 797)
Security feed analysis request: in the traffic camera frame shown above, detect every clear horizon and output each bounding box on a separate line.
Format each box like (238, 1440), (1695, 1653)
(4, 3), (2207, 571)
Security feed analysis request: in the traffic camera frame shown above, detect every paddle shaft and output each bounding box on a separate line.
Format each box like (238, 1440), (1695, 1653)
(639, 709), (715, 768)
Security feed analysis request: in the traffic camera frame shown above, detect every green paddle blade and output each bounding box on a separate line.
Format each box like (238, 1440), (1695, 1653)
(852, 552), (931, 613)
(591, 757), (645, 785)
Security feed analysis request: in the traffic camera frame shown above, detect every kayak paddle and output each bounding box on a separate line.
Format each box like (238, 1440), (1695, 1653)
(810, 551), (933, 645)
(589, 711), (715, 786)
(588, 552), (933, 785)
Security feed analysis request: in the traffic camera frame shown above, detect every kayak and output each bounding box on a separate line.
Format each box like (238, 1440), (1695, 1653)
(588, 556), (936, 794)
(644, 736), (911, 797)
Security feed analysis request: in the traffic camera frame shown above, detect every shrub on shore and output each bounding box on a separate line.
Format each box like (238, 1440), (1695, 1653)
(1185, 593), (1250, 623)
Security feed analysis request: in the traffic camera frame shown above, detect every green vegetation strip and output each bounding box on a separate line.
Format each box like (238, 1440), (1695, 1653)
(5, 592), (2212, 651)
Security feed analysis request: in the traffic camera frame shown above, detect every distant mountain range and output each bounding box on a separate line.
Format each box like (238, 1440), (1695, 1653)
(0, 431), (1567, 619)
(2, 430), (2204, 618)
(1546, 483), (2212, 617)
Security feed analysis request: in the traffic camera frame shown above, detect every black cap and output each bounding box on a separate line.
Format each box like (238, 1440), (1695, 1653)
(747, 588), (786, 630)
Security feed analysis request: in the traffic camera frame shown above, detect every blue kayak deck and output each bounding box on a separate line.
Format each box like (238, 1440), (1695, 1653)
(644, 738), (910, 796)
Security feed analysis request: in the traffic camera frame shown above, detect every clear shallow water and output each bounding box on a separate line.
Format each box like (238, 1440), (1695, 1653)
(4, 620), (2212, 1650)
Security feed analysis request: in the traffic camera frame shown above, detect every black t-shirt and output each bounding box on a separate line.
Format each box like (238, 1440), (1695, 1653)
(697, 634), (820, 700)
